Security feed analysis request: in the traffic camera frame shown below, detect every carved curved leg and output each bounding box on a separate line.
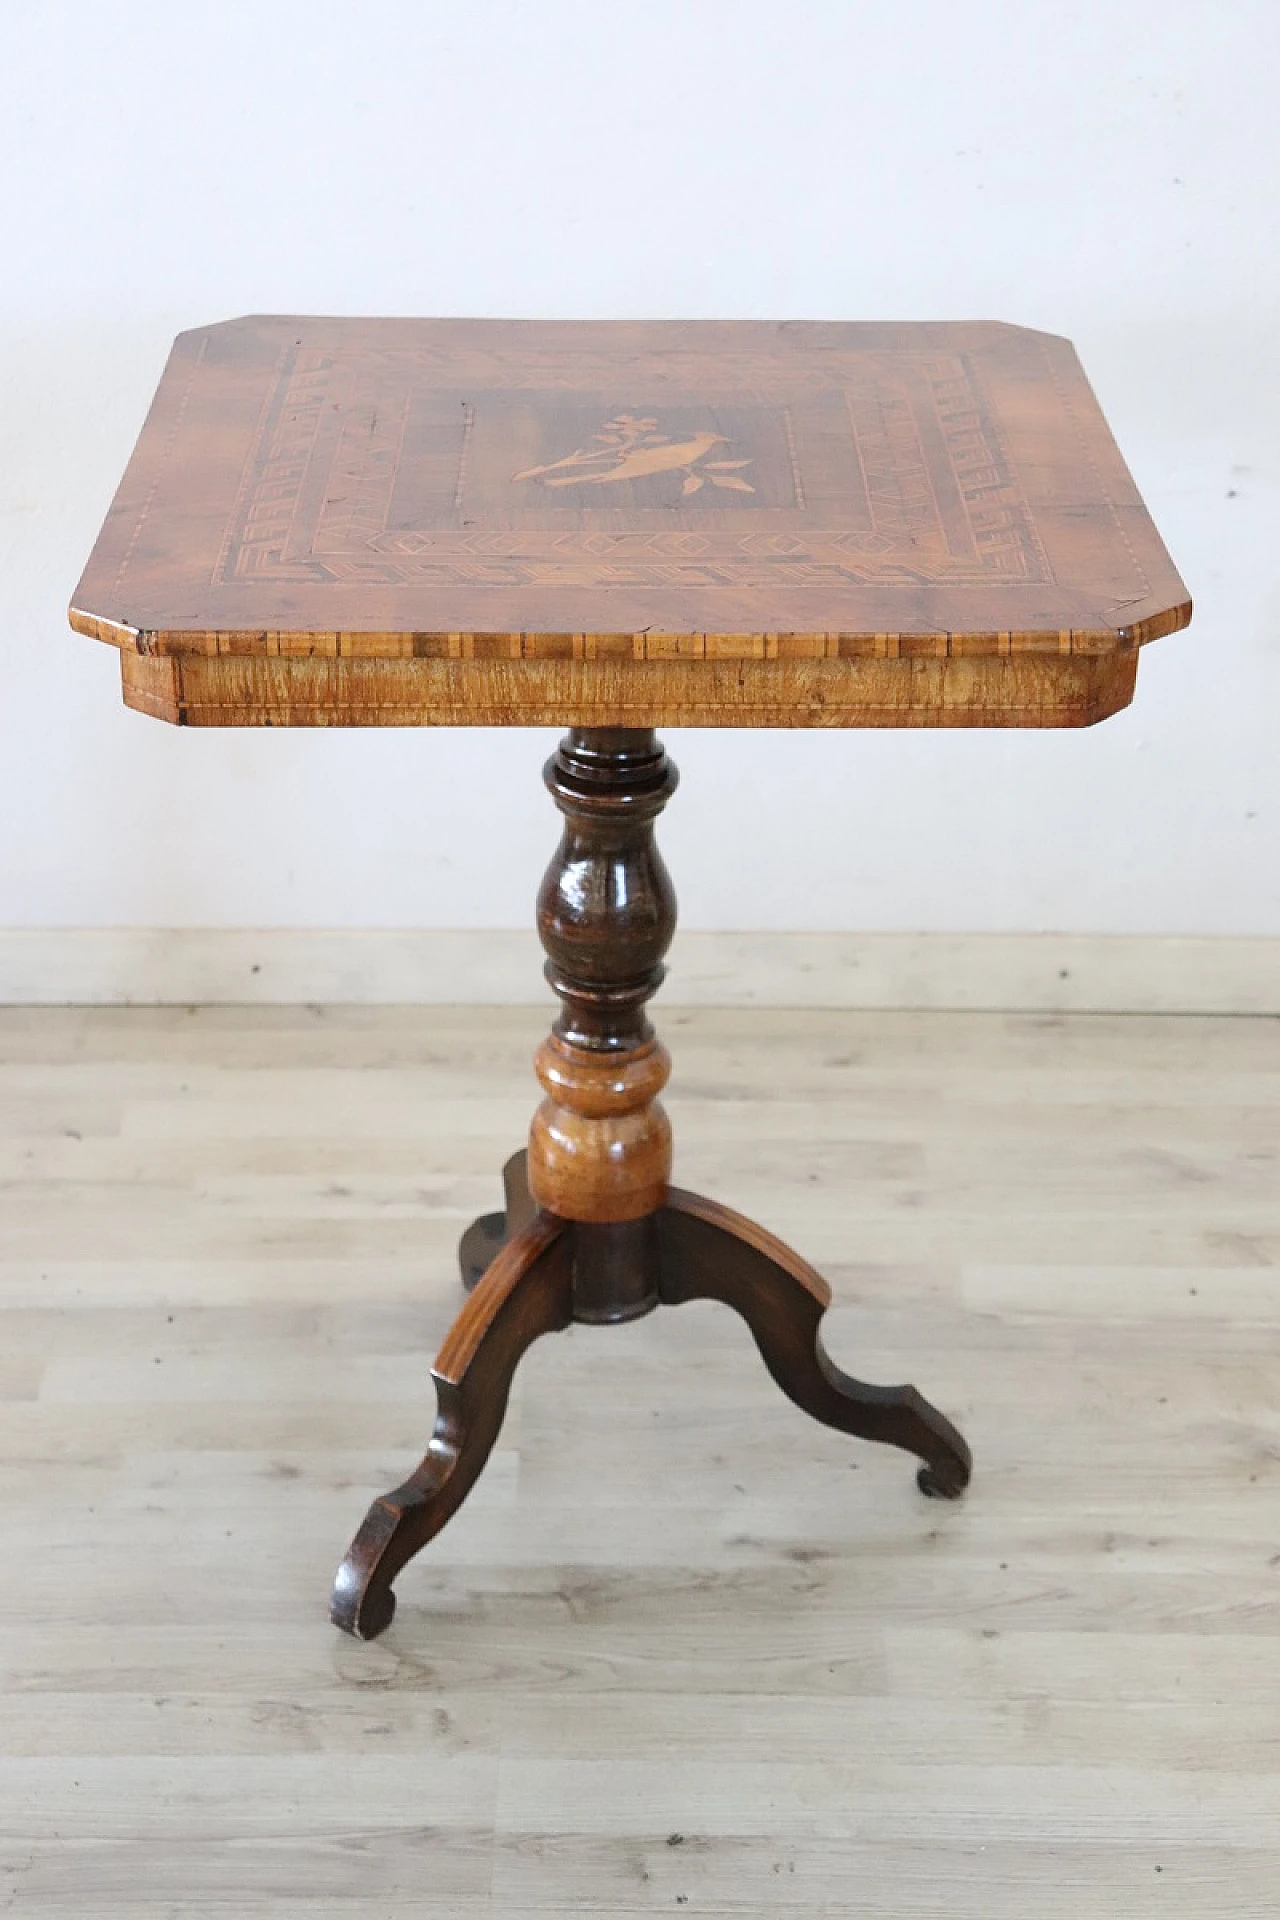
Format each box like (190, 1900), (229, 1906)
(332, 1211), (572, 1640)
(458, 1149), (534, 1290)
(656, 1189), (972, 1499)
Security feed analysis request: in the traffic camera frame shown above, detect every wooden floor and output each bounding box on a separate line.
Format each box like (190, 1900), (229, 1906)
(0, 1005), (1277, 1917)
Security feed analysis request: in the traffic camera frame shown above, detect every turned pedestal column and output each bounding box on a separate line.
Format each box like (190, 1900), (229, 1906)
(330, 729), (972, 1639)
(528, 727), (676, 1322)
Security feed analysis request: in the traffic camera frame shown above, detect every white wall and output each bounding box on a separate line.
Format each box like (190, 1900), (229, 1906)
(3, 0), (1276, 936)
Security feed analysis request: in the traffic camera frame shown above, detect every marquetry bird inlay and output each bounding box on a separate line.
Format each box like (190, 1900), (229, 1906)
(514, 414), (755, 494)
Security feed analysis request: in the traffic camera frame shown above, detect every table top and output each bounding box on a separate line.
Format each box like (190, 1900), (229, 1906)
(70, 316), (1190, 729)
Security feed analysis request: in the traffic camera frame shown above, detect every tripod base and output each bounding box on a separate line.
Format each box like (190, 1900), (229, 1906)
(331, 1152), (971, 1640)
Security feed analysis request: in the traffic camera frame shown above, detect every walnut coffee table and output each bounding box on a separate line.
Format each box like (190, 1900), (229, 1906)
(71, 317), (1190, 1639)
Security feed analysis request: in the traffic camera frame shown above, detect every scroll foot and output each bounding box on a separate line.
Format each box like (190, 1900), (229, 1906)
(657, 1190), (972, 1497)
(332, 1211), (571, 1639)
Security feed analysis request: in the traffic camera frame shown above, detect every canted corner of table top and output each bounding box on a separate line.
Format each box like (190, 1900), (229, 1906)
(70, 315), (1191, 730)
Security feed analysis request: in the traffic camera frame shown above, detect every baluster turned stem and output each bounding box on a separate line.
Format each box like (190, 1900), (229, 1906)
(527, 728), (679, 1230)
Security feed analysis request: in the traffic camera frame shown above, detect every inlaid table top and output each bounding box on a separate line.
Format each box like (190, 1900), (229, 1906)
(70, 316), (1190, 728)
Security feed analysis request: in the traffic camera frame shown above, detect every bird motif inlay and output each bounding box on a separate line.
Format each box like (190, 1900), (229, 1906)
(513, 414), (755, 495)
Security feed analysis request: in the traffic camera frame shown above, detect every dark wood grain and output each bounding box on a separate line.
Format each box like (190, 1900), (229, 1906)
(343, 1165), (971, 1637)
(458, 1149), (535, 1292)
(324, 723), (974, 1638)
(527, 728), (677, 1228)
(657, 1189), (972, 1498)
(71, 316), (1190, 728)
(331, 1211), (572, 1640)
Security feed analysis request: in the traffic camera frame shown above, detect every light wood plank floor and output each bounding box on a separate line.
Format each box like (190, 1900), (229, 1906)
(0, 1004), (1277, 1917)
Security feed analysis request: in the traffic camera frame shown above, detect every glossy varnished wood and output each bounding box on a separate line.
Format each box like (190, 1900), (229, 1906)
(331, 724), (969, 1631)
(457, 1149), (534, 1291)
(115, 647), (1141, 728)
(658, 1188), (972, 1498)
(331, 1211), (573, 1640)
(528, 729), (677, 1226)
(70, 317), (1190, 727)
(378, 1166), (970, 1635)
(457, 1156), (970, 1473)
